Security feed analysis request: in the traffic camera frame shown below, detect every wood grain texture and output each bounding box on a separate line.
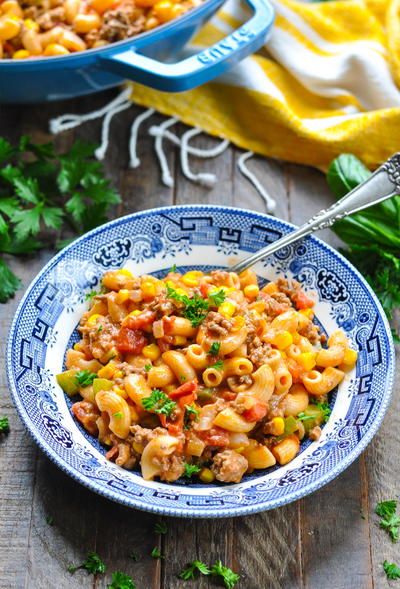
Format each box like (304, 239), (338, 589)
(0, 88), (397, 589)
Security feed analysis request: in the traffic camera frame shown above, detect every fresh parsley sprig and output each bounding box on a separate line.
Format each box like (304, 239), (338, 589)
(183, 405), (199, 430)
(142, 389), (177, 417)
(179, 560), (211, 580)
(376, 500), (400, 542)
(0, 416), (10, 434)
(151, 547), (165, 559)
(210, 560), (240, 589)
(154, 521), (168, 535)
(183, 462), (201, 478)
(208, 342), (221, 357)
(210, 359), (224, 370)
(68, 551), (106, 575)
(0, 137), (120, 303)
(315, 401), (331, 423)
(74, 369), (97, 388)
(208, 289), (226, 306)
(107, 571), (136, 589)
(166, 285), (209, 327)
(383, 560), (400, 579)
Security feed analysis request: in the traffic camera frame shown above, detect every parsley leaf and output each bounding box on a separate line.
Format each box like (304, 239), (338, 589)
(169, 264), (177, 273)
(46, 516), (54, 526)
(184, 405), (199, 430)
(142, 389), (177, 417)
(85, 290), (98, 301)
(74, 370), (97, 387)
(183, 462), (201, 478)
(68, 552), (106, 575)
(208, 342), (221, 357)
(107, 571), (136, 589)
(0, 259), (21, 304)
(114, 412), (122, 418)
(210, 359), (224, 370)
(208, 289), (226, 306)
(376, 500), (400, 542)
(179, 560), (211, 580)
(0, 416), (10, 434)
(144, 364), (152, 372)
(210, 560), (240, 589)
(128, 553), (138, 561)
(315, 401), (331, 423)
(166, 285), (209, 327)
(383, 560), (400, 579)
(154, 521), (168, 534)
(150, 547), (165, 559)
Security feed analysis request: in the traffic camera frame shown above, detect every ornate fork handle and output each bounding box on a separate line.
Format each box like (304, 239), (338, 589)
(230, 153), (400, 275)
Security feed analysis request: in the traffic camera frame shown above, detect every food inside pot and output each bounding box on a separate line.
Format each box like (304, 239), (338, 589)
(0, 0), (202, 58)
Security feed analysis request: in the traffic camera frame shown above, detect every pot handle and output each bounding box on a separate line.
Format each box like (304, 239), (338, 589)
(100, 0), (274, 92)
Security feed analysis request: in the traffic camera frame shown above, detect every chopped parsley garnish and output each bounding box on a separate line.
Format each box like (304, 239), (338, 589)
(297, 413), (314, 422)
(181, 375), (186, 382)
(183, 462), (201, 478)
(383, 560), (400, 579)
(144, 364), (152, 372)
(210, 359), (224, 370)
(208, 342), (221, 357)
(0, 416), (10, 433)
(85, 290), (98, 301)
(97, 325), (103, 333)
(169, 264), (177, 273)
(208, 289), (226, 306)
(114, 412), (122, 418)
(315, 401), (331, 423)
(107, 571), (136, 589)
(154, 521), (168, 535)
(166, 285), (209, 327)
(74, 369), (97, 388)
(184, 405), (199, 430)
(179, 560), (211, 580)
(150, 547), (165, 559)
(376, 500), (400, 542)
(68, 551), (106, 575)
(46, 516), (54, 526)
(210, 560), (240, 589)
(142, 389), (177, 417)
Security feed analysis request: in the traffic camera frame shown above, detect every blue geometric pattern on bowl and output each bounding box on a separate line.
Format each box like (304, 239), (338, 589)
(7, 205), (395, 517)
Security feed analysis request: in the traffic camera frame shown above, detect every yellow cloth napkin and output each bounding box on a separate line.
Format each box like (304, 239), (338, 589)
(127, 0), (400, 169)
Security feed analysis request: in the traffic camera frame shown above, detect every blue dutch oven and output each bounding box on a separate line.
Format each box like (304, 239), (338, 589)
(0, 0), (274, 103)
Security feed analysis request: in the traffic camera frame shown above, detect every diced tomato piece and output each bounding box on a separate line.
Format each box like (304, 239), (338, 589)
(294, 290), (315, 310)
(168, 379), (198, 399)
(287, 359), (304, 383)
(178, 392), (196, 409)
(116, 327), (147, 354)
(242, 402), (268, 422)
(200, 282), (209, 298)
(200, 426), (230, 447)
(221, 390), (236, 402)
(123, 310), (156, 330)
(167, 423), (182, 436)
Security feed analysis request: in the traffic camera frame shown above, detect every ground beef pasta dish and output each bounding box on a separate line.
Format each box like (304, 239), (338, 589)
(57, 267), (358, 484)
(0, 0), (201, 59)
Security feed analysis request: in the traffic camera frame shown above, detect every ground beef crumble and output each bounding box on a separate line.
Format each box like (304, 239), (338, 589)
(211, 449), (248, 483)
(203, 311), (233, 337)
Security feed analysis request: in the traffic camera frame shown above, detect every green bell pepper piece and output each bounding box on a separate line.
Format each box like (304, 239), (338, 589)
(92, 378), (113, 394)
(56, 369), (79, 396)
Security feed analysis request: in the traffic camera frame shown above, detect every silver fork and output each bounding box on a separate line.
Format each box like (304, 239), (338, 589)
(229, 153), (400, 275)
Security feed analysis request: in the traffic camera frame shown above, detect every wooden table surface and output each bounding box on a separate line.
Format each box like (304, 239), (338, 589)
(0, 89), (398, 589)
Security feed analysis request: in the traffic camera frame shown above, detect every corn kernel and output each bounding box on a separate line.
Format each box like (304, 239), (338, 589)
(2, 1), (23, 17)
(300, 308), (314, 319)
(86, 313), (102, 327)
(98, 363), (117, 379)
(43, 43), (69, 56)
(342, 348), (358, 367)
(175, 288), (187, 297)
(181, 274), (199, 287)
(13, 49), (30, 58)
(119, 269), (133, 278)
(23, 18), (39, 31)
(89, 0), (115, 12)
(141, 281), (156, 300)
(297, 352), (317, 371)
(113, 386), (128, 399)
(153, 0), (175, 21)
(244, 284), (259, 298)
(172, 335), (187, 346)
(234, 446), (245, 454)
(116, 289), (130, 304)
(218, 301), (236, 317)
(209, 286), (234, 295)
(231, 315), (245, 331)
(0, 14), (21, 40)
(114, 370), (123, 379)
(272, 417), (285, 436)
(129, 310), (142, 316)
(199, 467), (215, 483)
(272, 330), (293, 350)
(142, 343), (161, 361)
(133, 441), (144, 454)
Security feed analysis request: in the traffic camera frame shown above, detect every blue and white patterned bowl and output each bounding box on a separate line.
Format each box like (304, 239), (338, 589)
(7, 205), (395, 517)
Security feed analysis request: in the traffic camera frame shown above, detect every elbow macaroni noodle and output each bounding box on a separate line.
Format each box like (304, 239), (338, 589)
(58, 267), (358, 483)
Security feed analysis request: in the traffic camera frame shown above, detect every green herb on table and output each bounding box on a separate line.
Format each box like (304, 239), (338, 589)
(107, 571), (136, 589)
(128, 553), (138, 561)
(183, 462), (201, 478)
(154, 521), (168, 535)
(210, 560), (240, 589)
(0, 416), (10, 434)
(68, 551), (106, 574)
(166, 285), (209, 327)
(151, 546), (165, 559)
(74, 369), (97, 388)
(327, 154), (400, 337)
(179, 560), (211, 580)
(208, 289), (226, 306)
(46, 516), (54, 526)
(383, 560), (400, 579)
(0, 137), (120, 303)
(376, 500), (400, 542)
(208, 342), (221, 357)
(210, 359), (224, 370)
(142, 389), (177, 417)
